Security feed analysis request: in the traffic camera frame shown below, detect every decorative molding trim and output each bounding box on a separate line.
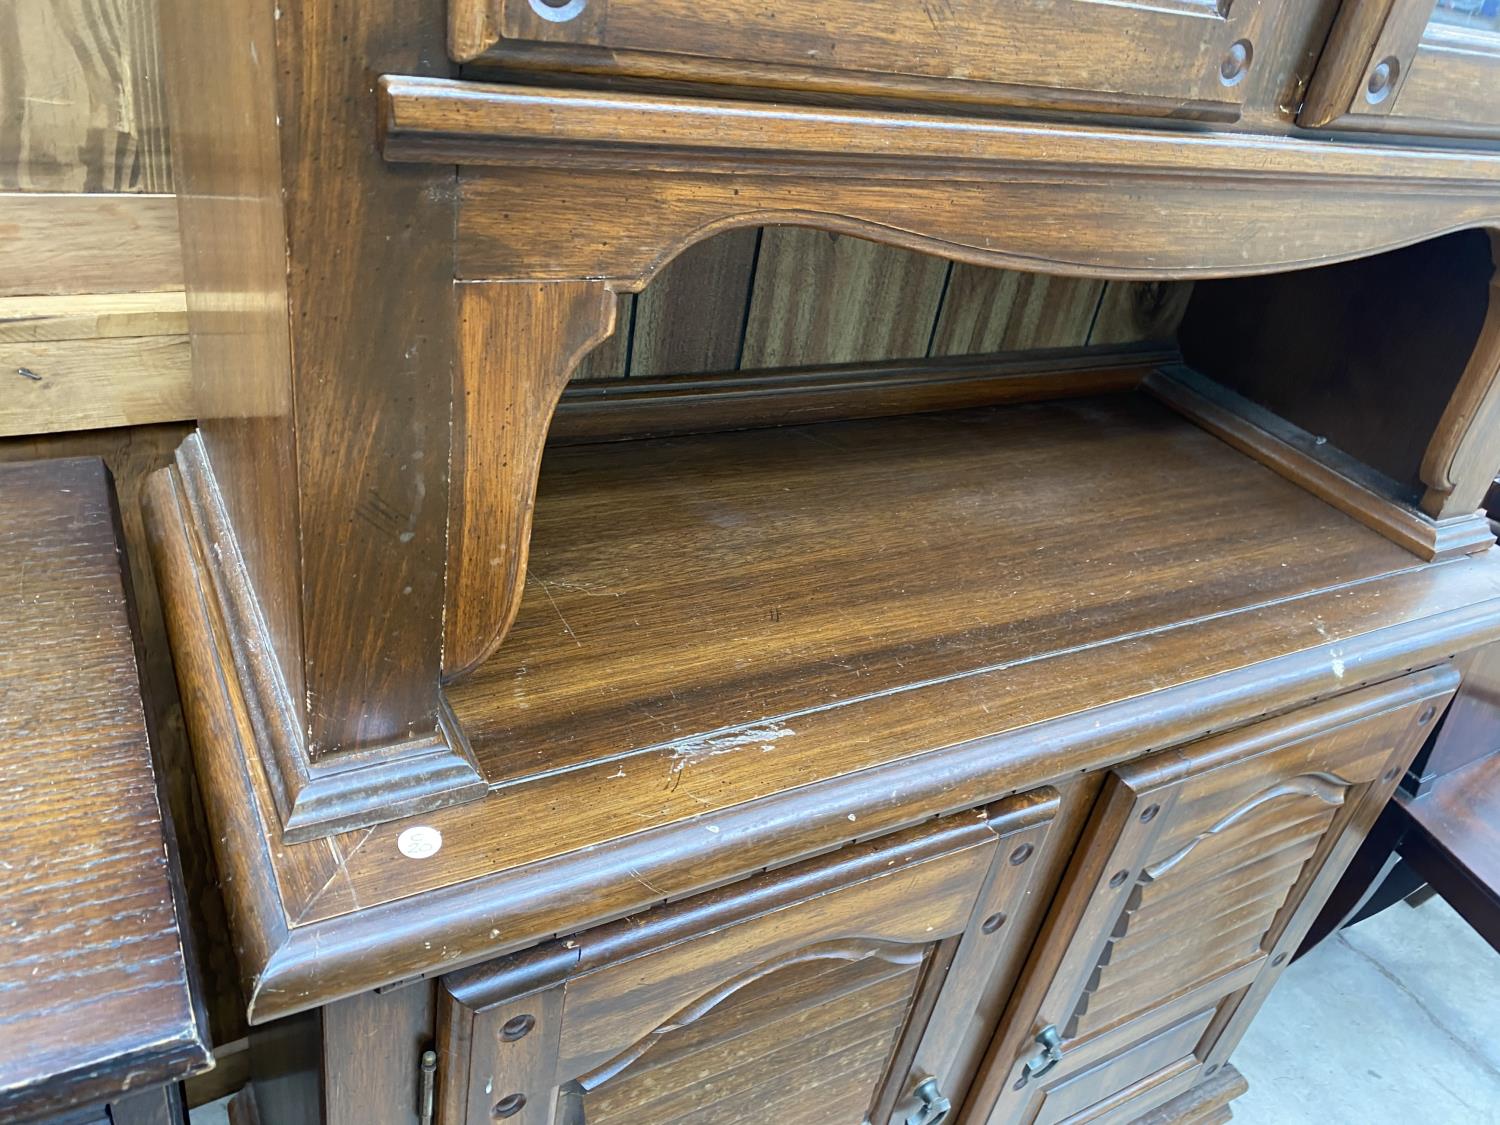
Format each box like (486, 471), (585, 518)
(1145, 366), (1495, 562)
(166, 537), (1497, 1022)
(579, 939), (925, 1090)
(380, 78), (1500, 190)
(384, 80), (1500, 286)
(1129, 1062), (1248, 1125)
(1146, 773), (1352, 880)
(170, 437), (487, 841)
(550, 347), (1170, 445)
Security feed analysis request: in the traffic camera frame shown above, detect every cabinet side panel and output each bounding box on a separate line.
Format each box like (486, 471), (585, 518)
(275, 0), (458, 753)
(157, 0), (305, 720)
(1178, 230), (1495, 500)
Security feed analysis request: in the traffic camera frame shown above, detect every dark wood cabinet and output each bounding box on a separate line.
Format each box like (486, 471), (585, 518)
(412, 668), (1452, 1125)
(141, 0), (1500, 1121)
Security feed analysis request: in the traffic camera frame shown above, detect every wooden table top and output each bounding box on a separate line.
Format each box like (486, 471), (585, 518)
(0, 458), (209, 1120)
(1399, 751), (1500, 949)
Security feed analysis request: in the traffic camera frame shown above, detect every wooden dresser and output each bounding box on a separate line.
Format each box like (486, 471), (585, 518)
(1, 459), (211, 1124)
(145, 1), (1500, 1122)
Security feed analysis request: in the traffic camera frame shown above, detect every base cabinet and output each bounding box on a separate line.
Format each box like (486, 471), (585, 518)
(424, 668), (1452, 1125)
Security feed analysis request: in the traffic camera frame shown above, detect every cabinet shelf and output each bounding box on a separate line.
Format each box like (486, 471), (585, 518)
(451, 389), (1423, 784)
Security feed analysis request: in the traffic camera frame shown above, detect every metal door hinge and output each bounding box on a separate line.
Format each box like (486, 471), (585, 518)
(418, 1048), (437, 1125)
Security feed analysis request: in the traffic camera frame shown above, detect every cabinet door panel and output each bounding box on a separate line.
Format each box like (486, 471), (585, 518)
(1033, 1008), (1214, 1125)
(438, 791), (1060, 1125)
(589, 968), (916, 1124)
(1302, 0), (1500, 139)
(972, 667), (1456, 1125)
(456, 0), (1294, 124)
(554, 840), (987, 1078)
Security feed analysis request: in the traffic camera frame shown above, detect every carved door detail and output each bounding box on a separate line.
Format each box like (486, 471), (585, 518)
(452, 0), (1292, 126)
(973, 667), (1455, 1125)
(1302, 0), (1500, 140)
(437, 792), (1060, 1125)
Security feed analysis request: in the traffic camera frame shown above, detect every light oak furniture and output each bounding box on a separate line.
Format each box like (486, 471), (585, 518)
(0, 459), (210, 1124)
(147, 1), (1500, 1122)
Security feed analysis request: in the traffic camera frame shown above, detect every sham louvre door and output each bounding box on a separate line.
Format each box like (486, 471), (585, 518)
(972, 667), (1456, 1125)
(1301, 0), (1500, 139)
(436, 792), (1061, 1125)
(451, 0), (1297, 125)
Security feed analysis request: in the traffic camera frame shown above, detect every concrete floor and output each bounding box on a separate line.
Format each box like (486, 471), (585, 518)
(1235, 896), (1500, 1125)
(189, 899), (1499, 1125)
(192, 1096), (230, 1125)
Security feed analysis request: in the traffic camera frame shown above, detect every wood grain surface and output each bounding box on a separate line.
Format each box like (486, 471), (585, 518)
(972, 672), (1449, 1123)
(446, 280), (618, 679)
(1298, 0), (1500, 141)
(0, 457), (209, 1118)
(0, 425), (242, 1047)
(1396, 750), (1500, 947)
(451, 0), (1305, 129)
(1180, 230), (1496, 503)
(548, 349), (1168, 446)
(456, 393), (1419, 785)
(929, 269), (1103, 356)
(739, 229), (948, 368)
(0, 332), (191, 437)
(144, 386), (1500, 1021)
(384, 77), (1500, 188)
(0, 193), (182, 297)
(0, 0), (172, 192)
(1144, 367), (1494, 562)
(457, 164), (1500, 291)
(0, 291), (186, 343)
(629, 228), (758, 377)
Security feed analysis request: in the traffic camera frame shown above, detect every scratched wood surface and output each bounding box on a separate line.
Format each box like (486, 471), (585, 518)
(0, 457), (209, 1119)
(454, 392), (1416, 787)
(148, 377), (1500, 1024)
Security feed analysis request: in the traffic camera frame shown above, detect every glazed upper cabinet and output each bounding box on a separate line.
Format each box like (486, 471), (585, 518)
(448, 0), (1295, 122)
(968, 670), (1452, 1125)
(436, 795), (1061, 1125)
(1302, 0), (1500, 137)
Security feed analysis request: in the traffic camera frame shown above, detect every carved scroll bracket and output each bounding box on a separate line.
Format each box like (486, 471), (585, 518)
(444, 280), (618, 680)
(1421, 229), (1500, 518)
